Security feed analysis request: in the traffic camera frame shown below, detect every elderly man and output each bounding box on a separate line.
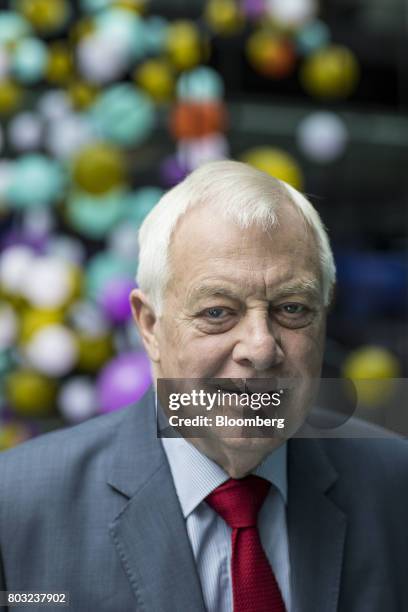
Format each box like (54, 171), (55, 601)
(0, 161), (407, 612)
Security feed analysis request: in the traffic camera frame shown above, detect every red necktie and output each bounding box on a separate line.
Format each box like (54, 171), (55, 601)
(206, 475), (286, 612)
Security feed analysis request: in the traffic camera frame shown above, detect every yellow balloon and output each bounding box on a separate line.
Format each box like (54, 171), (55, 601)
(46, 41), (73, 84)
(342, 346), (401, 407)
(5, 370), (57, 417)
(166, 21), (203, 70)
(134, 59), (174, 102)
(68, 80), (99, 109)
(300, 45), (360, 99)
(20, 308), (64, 343)
(113, 0), (146, 13)
(0, 80), (22, 115)
(16, 0), (69, 33)
(242, 147), (303, 190)
(204, 0), (244, 35)
(72, 143), (126, 195)
(69, 17), (95, 44)
(0, 423), (31, 451)
(77, 334), (114, 373)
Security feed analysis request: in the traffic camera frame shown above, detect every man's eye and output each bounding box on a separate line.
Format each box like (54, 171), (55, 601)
(204, 307), (228, 319)
(280, 303), (306, 315)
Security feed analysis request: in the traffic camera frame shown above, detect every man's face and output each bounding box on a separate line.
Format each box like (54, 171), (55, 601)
(143, 199), (327, 468)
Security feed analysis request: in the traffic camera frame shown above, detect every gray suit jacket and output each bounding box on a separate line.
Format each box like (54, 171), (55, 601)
(0, 387), (408, 612)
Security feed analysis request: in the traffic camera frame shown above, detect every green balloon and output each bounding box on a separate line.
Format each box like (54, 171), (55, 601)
(123, 187), (164, 227)
(6, 154), (65, 208)
(85, 251), (135, 300)
(66, 190), (125, 239)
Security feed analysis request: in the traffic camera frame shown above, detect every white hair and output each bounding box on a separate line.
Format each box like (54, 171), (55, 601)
(136, 160), (336, 315)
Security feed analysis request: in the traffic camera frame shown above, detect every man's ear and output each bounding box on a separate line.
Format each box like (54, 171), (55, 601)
(129, 288), (160, 362)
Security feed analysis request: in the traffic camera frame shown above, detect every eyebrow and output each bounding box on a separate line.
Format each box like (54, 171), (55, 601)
(187, 279), (321, 305)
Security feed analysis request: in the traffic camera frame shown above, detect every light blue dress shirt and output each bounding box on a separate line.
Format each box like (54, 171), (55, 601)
(161, 436), (291, 612)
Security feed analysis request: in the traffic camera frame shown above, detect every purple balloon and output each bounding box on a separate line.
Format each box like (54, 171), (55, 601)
(241, 0), (266, 19)
(99, 277), (135, 324)
(97, 351), (152, 413)
(160, 155), (189, 187)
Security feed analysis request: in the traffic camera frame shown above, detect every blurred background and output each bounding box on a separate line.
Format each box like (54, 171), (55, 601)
(0, 0), (407, 449)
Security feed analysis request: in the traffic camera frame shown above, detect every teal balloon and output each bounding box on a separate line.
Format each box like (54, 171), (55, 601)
(95, 8), (147, 60)
(85, 251), (135, 300)
(12, 38), (48, 84)
(89, 84), (155, 148)
(6, 154), (65, 208)
(177, 67), (224, 101)
(80, 0), (112, 12)
(296, 20), (331, 55)
(0, 11), (31, 44)
(66, 190), (125, 240)
(144, 16), (168, 54)
(123, 187), (164, 227)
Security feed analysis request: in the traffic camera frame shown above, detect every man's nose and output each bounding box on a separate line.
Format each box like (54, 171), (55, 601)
(231, 312), (285, 371)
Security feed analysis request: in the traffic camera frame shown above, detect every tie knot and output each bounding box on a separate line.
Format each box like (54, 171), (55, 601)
(206, 475), (270, 528)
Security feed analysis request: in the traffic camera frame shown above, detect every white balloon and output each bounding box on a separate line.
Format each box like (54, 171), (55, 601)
(46, 235), (86, 265)
(108, 222), (138, 262)
(297, 111), (348, 163)
(24, 324), (78, 377)
(37, 89), (72, 121)
(267, 0), (317, 26)
(8, 112), (43, 151)
(45, 113), (95, 158)
(68, 300), (110, 336)
(0, 303), (18, 350)
(22, 256), (73, 308)
(58, 376), (97, 422)
(77, 33), (130, 84)
(177, 134), (229, 171)
(0, 245), (34, 294)
(22, 207), (55, 238)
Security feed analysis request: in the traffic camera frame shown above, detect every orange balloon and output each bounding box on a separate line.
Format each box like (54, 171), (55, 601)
(247, 31), (296, 79)
(169, 101), (228, 140)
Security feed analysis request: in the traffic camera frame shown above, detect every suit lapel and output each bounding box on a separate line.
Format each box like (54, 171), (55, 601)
(287, 439), (347, 612)
(106, 389), (206, 612)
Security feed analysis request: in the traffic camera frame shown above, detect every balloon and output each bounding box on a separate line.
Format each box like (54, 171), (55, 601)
(85, 251), (135, 300)
(8, 112), (43, 151)
(0, 11), (31, 44)
(37, 88), (71, 120)
(77, 332), (114, 372)
(342, 346), (401, 407)
(45, 41), (73, 84)
(296, 19), (331, 55)
(242, 147), (303, 189)
(300, 45), (360, 99)
(95, 8), (147, 61)
(177, 67), (224, 101)
(0, 245), (34, 295)
(24, 323), (78, 377)
(58, 376), (97, 423)
(89, 83), (155, 147)
(166, 21), (203, 70)
(21, 256), (78, 309)
(266, 0), (317, 27)
(135, 59), (175, 102)
(170, 101), (228, 140)
(0, 304), (18, 350)
(97, 351), (151, 413)
(79, 0), (111, 12)
(108, 222), (139, 261)
(45, 112), (95, 159)
(11, 37), (48, 84)
(5, 369), (57, 416)
(68, 299), (110, 336)
(144, 16), (168, 55)
(241, 0), (267, 20)
(177, 133), (229, 170)
(0, 80), (22, 115)
(123, 187), (164, 227)
(0, 160), (14, 205)
(246, 30), (296, 78)
(204, 0), (245, 35)
(99, 277), (135, 324)
(67, 80), (98, 109)
(0, 46), (9, 80)
(160, 155), (189, 187)
(66, 190), (125, 239)
(20, 308), (64, 343)
(15, 0), (70, 33)
(6, 154), (65, 209)
(22, 206), (55, 240)
(72, 143), (126, 195)
(77, 32), (131, 84)
(45, 234), (86, 266)
(297, 111), (348, 163)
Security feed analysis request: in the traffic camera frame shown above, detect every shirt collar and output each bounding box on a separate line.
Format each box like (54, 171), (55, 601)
(161, 435), (287, 519)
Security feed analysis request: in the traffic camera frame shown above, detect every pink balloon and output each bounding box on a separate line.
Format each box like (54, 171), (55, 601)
(97, 351), (151, 413)
(100, 277), (135, 324)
